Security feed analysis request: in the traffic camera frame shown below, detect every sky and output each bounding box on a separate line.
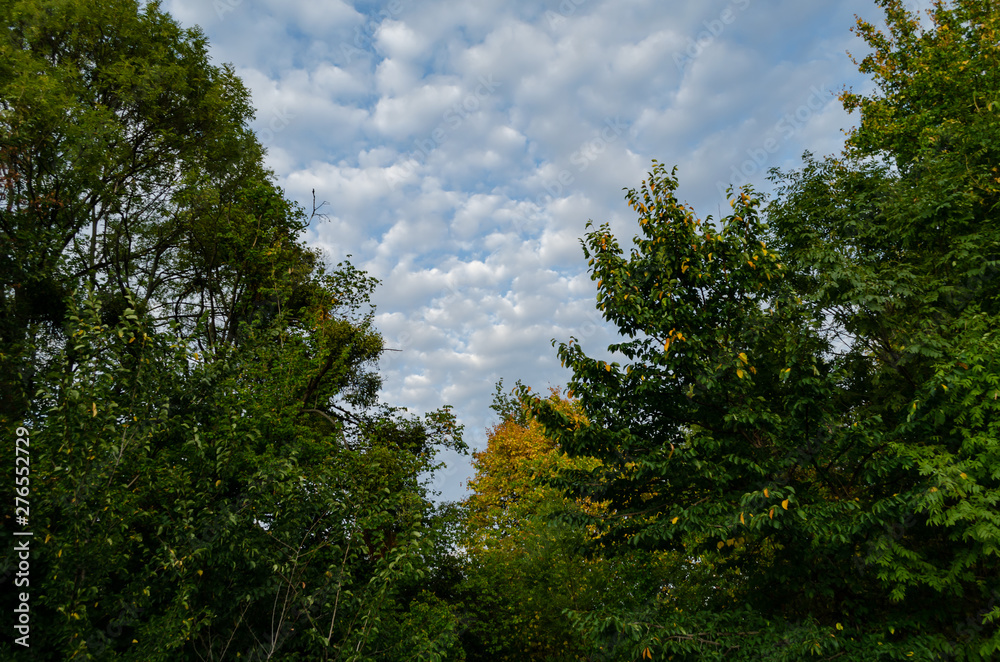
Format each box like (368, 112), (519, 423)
(161, 0), (929, 503)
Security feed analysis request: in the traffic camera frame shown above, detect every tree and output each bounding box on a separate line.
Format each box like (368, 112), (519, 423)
(460, 389), (681, 662)
(0, 1), (469, 659)
(459, 389), (595, 660)
(9, 290), (467, 661)
(525, 1), (1000, 659)
(0, 0), (322, 423)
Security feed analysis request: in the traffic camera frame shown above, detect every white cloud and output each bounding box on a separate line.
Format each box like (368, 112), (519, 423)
(375, 19), (430, 60)
(169, 0), (880, 502)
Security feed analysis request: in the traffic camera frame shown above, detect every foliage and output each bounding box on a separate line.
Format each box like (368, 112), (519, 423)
(524, 1), (1000, 659)
(3, 274), (466, 661)
(0, 0), (325, 423)
(459, 391), (590, 660)
(7, 0), (1000, 659)
(0, 1), (468, 659)
(460, 390), (683, 661)
(466, 389), (599, 546)
(488, 378), (530, 428)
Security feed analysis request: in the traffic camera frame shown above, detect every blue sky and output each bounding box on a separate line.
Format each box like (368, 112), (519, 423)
(162, 0), (928, 502)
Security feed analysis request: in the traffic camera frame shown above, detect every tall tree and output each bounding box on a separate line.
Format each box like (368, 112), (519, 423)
(0, 0), (320, 422)
(525, 1), (1000, 659)
(0, 1), (470, 659)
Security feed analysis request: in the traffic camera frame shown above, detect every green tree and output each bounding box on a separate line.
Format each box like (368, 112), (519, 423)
(0, 0), (320, 422)
(0, 1), (470, 659)
(525, 1), (1000, 659)
(12, 289), (466, 661)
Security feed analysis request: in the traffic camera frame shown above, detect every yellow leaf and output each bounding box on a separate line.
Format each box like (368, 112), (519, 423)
(960, 472), (967, 479)
(736, 369), (745, 379)
(215, 480), (222, 487)
(717, 541), (725, 550)
(738, 352), (748, 364)
(92, 402), (97, 417)
(671, 517), (679, 524)
(739, 512), (745, 525)
(606, 364), (611, 372)
(782, 499), (789, 510)
(763, 488), (769, 498)
(836, 623), (844, 631)
(197, 569), (203, 576)
(769, 508), (774, 519)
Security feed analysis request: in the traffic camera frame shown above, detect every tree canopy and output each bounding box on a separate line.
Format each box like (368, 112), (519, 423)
(522, 0), (1000, 659)
(1, 1), (468, 659)
(5, 0), (1000, 659)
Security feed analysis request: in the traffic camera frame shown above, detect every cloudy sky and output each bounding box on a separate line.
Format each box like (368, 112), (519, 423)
(161, 0), (921, 502)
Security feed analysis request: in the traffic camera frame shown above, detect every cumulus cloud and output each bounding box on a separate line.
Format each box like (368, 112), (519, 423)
(163, 0), (878, 502)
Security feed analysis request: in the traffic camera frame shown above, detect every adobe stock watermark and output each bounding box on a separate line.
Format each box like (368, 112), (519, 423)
(569, 308), (609, 348)
(257, 105), (295, 146)
(84, 601), (146, 657)
(379, 330), (413, 373)
(13, 425), (32, 648)
(509, 116), (630, 236)
(431, 245), (506, 308)
(213, 0), (245, 20)
(544, 0), (591, 29)
(715, 84), (834, 201)
(954, 589), (1000, 650)
(673, 0), (751, 72)
(901, 0), (932, 17)
(339, 0), (410, 63)
(936, 261), (1000, 320)
(385, 74), (502, 191)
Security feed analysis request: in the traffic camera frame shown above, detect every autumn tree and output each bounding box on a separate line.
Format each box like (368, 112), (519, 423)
(458, 389), (591, 660)
(459, 389), (681, 661)
(525, 1), (1000, 659)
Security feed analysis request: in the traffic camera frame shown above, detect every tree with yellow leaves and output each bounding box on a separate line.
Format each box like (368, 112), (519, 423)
(459, 388), (676, 661)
